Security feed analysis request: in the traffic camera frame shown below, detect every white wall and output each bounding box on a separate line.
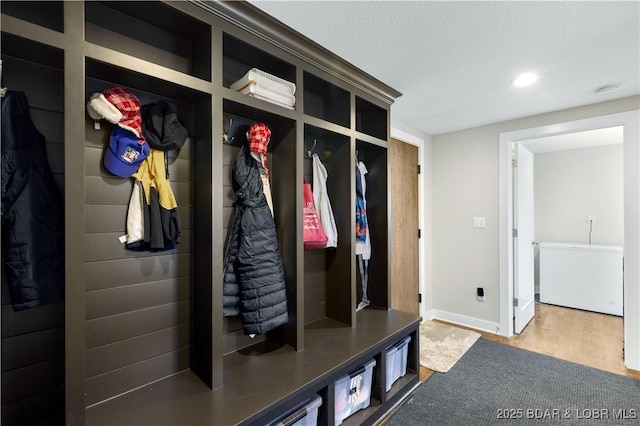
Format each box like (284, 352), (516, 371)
(429, 95), (639, 330)
(534, 144), (624, 247)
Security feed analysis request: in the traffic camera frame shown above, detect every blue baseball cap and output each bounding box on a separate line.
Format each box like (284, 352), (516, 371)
(104, 126), (149, 177)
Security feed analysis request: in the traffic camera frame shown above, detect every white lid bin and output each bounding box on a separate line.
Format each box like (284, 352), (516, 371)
(334, 359), (376, 425)
(269, 393), (323, 426)
(385, 335), (411, 392)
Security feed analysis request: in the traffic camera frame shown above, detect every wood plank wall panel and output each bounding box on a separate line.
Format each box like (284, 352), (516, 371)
(1, 302), (64, 338)
(84, 347), (190, 407)
(86, 323), (190, 377)
(85, 253), (191, 291)
(85, 276), (191, 320)
(0, 53), (65, 425)
(1, 388), (64, 426)
(85, 301), (191, 349)
(304, 250), (328, 324)
(2, 327), (64, 371)
(2, 357), (64, 405)
(83, 103), (194, 404)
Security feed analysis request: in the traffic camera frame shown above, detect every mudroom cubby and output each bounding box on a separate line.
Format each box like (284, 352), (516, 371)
(221, 99), (298, 352)
(1, 32), (66, 426)
(84, 56), (213, 405)
(356, 96), (388, 141)
(1, 2), (421, 425)
(85, 1), (212, 80)
(223, 32), (297, 93)
(303, 72), (351, 128)
(1, 0), (64, 32)
(303, 125), (353, 326)
(355, 139), (390, 310)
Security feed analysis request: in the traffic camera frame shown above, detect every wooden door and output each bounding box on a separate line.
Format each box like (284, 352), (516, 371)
(390, 137), (420, 315)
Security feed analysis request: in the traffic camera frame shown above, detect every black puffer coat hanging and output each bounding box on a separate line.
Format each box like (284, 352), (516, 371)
(1, 91), (64, 311)
(223, 145), (288, 335)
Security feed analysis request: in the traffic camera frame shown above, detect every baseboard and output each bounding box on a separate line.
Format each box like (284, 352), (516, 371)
(424, 309), (501, 335)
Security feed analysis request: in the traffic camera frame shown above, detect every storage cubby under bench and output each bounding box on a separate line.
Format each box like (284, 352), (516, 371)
(86, 309), (420, 426)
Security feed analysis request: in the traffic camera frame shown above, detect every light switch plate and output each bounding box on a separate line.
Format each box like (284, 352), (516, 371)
(473, 217), (486, 228)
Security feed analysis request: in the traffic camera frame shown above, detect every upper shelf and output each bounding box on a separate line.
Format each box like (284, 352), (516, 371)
(304, 71), (350, 129)
(356, 96), (388, 141)
(85, 1), (212, 81)
(1, 1), (64, 33)
(223, 33), (296, 94)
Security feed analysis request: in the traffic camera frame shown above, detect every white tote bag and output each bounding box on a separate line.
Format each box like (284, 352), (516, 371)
(312, 153), (338, 248)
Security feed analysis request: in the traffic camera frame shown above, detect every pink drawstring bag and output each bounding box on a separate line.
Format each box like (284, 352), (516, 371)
(303, 178), (328, 250)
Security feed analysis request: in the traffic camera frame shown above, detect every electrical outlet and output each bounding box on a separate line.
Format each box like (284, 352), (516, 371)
(476, 287), (486, 301)
(588, 215), (596, 223)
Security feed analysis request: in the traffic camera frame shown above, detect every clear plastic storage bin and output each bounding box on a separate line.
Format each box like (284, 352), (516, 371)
(268, 393), (323, 426)
(385, 335), (411, 392)
(334, 359), (376, 425)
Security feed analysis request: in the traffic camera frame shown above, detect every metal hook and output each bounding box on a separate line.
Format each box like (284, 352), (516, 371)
(0, 60), (6, 97)
(223, 117), (234, 143)
(307, 139), (317, 157)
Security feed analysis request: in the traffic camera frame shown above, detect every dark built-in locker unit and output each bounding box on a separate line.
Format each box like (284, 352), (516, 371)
(0, 2), (421, 425)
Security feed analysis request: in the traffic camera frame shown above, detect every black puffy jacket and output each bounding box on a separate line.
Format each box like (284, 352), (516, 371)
(223, 145), (288, 335)
(1, 91), (64, 311)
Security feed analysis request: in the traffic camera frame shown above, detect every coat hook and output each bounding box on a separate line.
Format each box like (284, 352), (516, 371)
(0, 60), (7, 97)
(223, 117), (234, 143)
(308, 139), (317, 157)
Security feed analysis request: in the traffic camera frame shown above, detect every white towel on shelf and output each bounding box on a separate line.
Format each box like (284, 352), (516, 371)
(230, 67), (296, 95)
(246, 92), (295, 110)
(235, 81), (296, 108)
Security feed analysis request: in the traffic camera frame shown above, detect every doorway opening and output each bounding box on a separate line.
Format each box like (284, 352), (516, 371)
(498, 110), (640, 371)
(519, 126), (623, 313)
(513, 127), (624, 341)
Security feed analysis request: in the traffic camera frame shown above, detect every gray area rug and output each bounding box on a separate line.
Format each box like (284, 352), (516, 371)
(389, 338), (640, 425)
(420, 320), (481, 372)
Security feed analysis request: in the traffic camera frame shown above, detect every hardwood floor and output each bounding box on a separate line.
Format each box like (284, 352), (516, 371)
(420, 302), (640, 382)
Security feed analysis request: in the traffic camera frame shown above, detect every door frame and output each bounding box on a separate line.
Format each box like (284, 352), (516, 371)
(390, 127), (426, 319)
(498, 110), (640, 370)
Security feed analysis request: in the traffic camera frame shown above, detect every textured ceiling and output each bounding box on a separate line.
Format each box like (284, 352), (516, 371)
(248, 1), (640, 136)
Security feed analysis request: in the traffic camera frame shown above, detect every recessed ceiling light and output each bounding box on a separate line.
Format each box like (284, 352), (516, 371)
(511, 73), (539, 88)
(595, 84), (620, 96)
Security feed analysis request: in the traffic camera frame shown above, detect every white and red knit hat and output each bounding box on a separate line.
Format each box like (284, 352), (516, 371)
(87, 87), (144, 139)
